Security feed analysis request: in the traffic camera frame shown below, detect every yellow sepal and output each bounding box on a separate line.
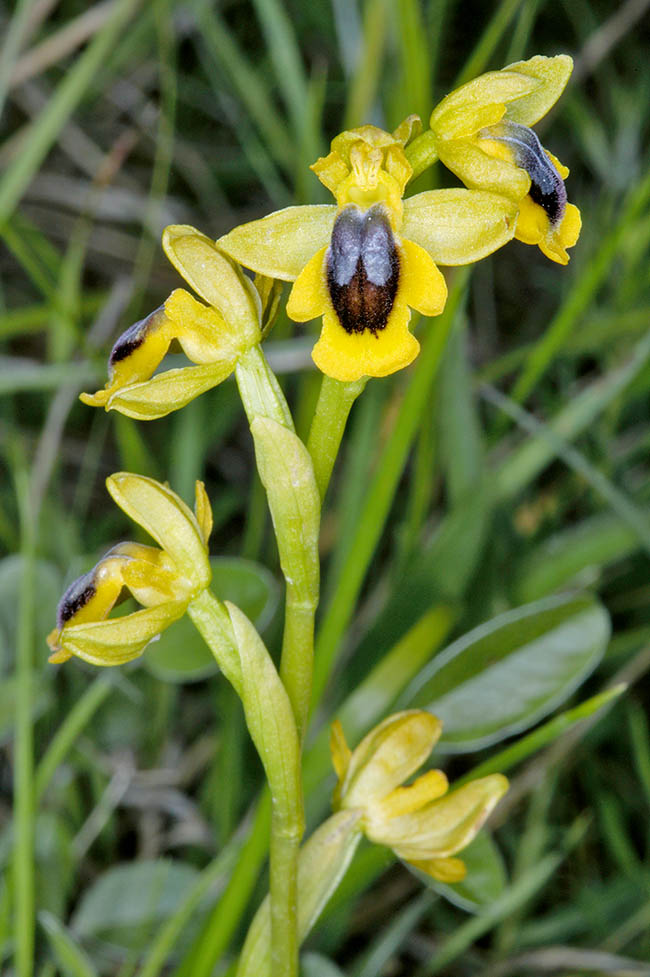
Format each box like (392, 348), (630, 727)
(338, 711), (442, 810)
(430, 55), (573, 136)
(106, 473), (212, 591)
(402, 189), (518, 265)
(162, 225), (261, 345)
(49, 601), (187, 667)
(217, 206), (337, 282)
(103, 362), (235, 420)
(330, 720), (352, 783)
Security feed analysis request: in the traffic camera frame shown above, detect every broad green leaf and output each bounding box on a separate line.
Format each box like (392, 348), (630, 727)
(71, 859), (200, 954)
(412, 832), (507, 913)
(514, 511), (646, 604)
(145, 557), (279, 682)
(400, 593), (610, 751)
(39, 911), (99, 977)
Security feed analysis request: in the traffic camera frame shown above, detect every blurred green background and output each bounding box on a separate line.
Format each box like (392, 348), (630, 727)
(3, 0), (650, 975)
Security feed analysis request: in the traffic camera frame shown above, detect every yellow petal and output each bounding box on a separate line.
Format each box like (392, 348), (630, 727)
(162, 225), (260, 345)
(402, 189), (518, 265)
(377, 769), (449, 819)
(106, 473), (211, 590)
(375, 774), (509, 860)
(330, 720), (352, 783)
(53, 601), (187, 666)
(560, 202), (582, 247)
(194, 481), (213, 546)
(340, 711), (442, 809)
(436, 139), (531, 201)
(399, 239), (447, 316)
(408, 856), (467, 883)
(311, 152), (350, 196)
(515, 198), (581, 265)
(164, 288), (240, 361)
(286, 246), (329, 322)
(105, 362), (235, 420)
(538, 201), (582, 264)
(217, 206), (337, 282)
(392, 114), (422, 146)
(117, 546), (184, 606)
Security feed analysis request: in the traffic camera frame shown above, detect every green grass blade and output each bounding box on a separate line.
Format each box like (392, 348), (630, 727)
(0, 0), (142, 226)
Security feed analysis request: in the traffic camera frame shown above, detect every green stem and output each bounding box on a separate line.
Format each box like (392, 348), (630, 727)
(306, 376), (367, 499)
(188, 588), (243, 695)
(279, 593), (316, 743)
(404, 130), (439, 182)
(269, 812), (300, 977)
(235, 344), (294, 430)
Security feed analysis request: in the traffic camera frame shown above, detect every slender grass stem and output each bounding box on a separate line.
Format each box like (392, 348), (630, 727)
(13, 467), (36, 977)
(34, 675), (113, 802)
(174, 793), (272, 977)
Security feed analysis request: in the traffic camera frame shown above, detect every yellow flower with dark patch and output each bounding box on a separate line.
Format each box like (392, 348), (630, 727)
(81, 226), (264, 419)
(429, 54), (581, 264)
(218, 121), (518, 383)
(47, 474), (212, 666)
(330, 711), (508, 883)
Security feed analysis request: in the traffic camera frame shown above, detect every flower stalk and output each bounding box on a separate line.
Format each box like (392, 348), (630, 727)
(307, 375), (367, 499)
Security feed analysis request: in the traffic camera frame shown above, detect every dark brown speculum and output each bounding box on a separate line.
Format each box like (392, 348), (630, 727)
(326, 204), (400, 335)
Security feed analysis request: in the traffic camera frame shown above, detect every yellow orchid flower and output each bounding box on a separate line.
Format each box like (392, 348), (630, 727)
(47, 474), (213, 666)
(81, 226), (263, 419)
(217, 121), (518, 383)
(330, 711), (508, 882)
(429, 54), (581, 264)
